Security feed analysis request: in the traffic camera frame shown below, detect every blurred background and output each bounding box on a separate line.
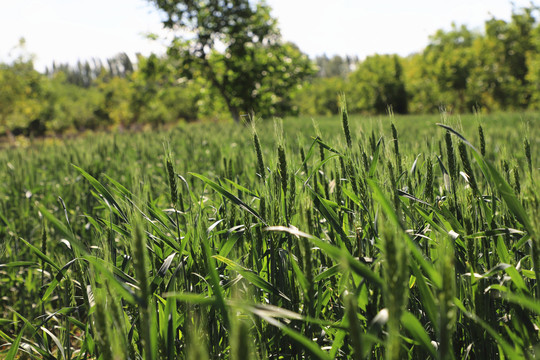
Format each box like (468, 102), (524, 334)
(0, 0), (538, 137)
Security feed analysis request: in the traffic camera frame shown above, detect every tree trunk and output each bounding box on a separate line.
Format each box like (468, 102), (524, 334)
(1, 118), (15, 143)
(227, 104), (241, 123)
(210, 78), (241, 122)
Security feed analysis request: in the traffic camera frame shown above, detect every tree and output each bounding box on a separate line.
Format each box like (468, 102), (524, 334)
(472, 7), (537, 109)
(41, 72), (103, 132)
(0, 39), (44, 137)
(147, 0), (314, 121)
(130, 54), (201, 125)
(315, 54), (358, 78)
(292, 76), (346, 116)
(526, 17), (540, 109)
(406, 24), (478, 113)
(348, 54), (408, 114)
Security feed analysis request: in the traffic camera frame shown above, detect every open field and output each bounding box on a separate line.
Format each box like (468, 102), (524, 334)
(0, 111), (539, 359)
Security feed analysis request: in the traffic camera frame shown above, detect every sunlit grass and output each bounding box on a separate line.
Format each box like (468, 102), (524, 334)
(0, 111), (539, 359)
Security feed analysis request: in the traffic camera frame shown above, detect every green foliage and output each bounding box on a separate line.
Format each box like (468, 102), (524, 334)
(150, 0), (315, 121)
(0, 58), (43, 134)
(349, 54), (408, 114)
(43, 73), (104, 132)
(292, 76), (345, 116)
(315, 54), (359, 78)
(0, 51), (208, 136)
(297, 6), (540, 116)
(405, 24), (478, 113)
(3, 5), (540, 136)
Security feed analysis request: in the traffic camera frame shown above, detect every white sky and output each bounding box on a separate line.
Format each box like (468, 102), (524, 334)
(0, 0), (536, 72)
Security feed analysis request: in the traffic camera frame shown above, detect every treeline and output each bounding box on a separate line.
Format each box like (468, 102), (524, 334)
(46, 53), (134, 87)
(296, 6), (540, 115)
(0, 51), (229, 137)
(1, 6), (539, 137)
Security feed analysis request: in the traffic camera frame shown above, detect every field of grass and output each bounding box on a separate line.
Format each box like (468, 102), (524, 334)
(0, 110), (539, 359)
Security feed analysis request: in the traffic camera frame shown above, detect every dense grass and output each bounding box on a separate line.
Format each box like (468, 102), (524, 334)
(0, 111), (539, 359)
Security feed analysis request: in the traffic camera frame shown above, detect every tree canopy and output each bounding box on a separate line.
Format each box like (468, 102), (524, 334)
(148, 0), (315, 121)
(2, 5), (540, 138)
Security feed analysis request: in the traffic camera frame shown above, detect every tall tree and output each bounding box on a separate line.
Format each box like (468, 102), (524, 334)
(349, 54), (408, 114)
(147, 0), (314, 121)
(413, 24), (478, 113)
(474, 7), (537, 109)
(315, 54), (358, 78)
(0, 39), (43, 137)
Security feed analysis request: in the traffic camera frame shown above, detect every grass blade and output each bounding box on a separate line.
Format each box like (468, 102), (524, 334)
(258, 314), (332, 360)
(265, 226), (383, 288)
(19, 237), (61, 272)
(454, 297), (523, 360)
(5, 324), (28, 360)
(367, 179), (442, 288)
(401, 311), (437, 357)
(72, 164), (128, 221)
(368, 136), (382, 178)
(213, 255), (291, 302)
(190, 172), (266, 224)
